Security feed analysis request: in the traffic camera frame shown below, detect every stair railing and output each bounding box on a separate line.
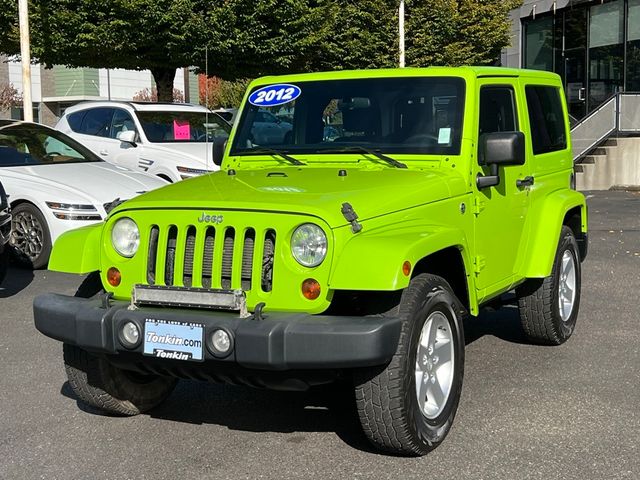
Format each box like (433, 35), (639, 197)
(571, 92), (640, 162)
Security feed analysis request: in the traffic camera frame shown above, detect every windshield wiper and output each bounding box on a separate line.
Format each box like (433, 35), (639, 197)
(324, 146), (407, 169)
(249, 147), (306, 166)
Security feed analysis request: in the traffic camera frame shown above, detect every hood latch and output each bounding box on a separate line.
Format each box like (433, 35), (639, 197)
(341, 202), (362, 234)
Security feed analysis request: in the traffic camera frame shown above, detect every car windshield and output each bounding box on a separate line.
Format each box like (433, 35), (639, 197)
(135, 111), (230, 143)
(230, 77), (466, 157)
(0, 122), (101, 167)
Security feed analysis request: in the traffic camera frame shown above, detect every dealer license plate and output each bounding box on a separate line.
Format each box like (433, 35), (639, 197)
(143, 319), (204, 362)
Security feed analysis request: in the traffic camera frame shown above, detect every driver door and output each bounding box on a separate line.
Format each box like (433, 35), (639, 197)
(473, 80), (532, 298)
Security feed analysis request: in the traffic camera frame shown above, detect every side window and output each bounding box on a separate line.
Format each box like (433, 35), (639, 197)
(110, 109), (136, 139)
(79, 108), (114, 137)
(479, 86), (518, 136)
(525, 86), (567, 155)
(67, 111), (86, 132)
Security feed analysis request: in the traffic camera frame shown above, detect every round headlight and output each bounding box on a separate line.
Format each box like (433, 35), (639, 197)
(111, 217), (140, 258)
(291, 223), (327, 267)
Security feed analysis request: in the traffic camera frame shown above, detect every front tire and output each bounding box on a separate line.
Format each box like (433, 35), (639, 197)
(354, 274), (466, 456)
(63, 271), (177, 415)
(63, 344), (177, 416)
(517, 226), (582, 345)
(10, 203), (51, 269)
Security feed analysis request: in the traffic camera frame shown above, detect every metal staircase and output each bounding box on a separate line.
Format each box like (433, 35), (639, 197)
(572, 93), (640, 190)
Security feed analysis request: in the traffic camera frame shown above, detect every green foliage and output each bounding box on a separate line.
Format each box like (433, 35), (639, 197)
(0, 0), (19, 55)
(201, 77), (251, 109)
(405, 0), (522, 67)
(0, 0), (522, 101)
(310, 0), (399, 70)
(28, 0), (208, 70)
(7, 0), (211, 101)
(199, 0), (399, 78)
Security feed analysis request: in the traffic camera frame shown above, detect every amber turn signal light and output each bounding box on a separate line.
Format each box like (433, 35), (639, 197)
(301, 278), (321, 300)
(107, 267), (122, 287)
(402, 261), (411, 277)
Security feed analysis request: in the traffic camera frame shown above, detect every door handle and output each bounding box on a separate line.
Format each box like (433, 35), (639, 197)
(516, 176), (534, 188)
(99, 150), (109, 156)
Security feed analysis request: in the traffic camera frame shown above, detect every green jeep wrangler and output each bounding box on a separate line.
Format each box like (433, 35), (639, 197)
(34, 67), (587, 456)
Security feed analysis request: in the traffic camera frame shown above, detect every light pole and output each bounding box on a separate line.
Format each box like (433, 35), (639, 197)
(399, 0), (405, 68)
(18, 0), (33, 121)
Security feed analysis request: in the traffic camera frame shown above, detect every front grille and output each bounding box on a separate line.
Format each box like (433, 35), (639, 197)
(146, 224), (276, 292)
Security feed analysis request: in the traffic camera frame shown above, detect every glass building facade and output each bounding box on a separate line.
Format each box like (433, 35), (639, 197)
(522, 0), (640, 120)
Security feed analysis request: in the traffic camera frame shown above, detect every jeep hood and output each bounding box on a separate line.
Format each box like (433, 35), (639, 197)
(116, 167), (466, 228)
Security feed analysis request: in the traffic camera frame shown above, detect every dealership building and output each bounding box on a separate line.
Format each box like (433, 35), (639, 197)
(502, 0), (640, 189)
(502, 0), (640, 119)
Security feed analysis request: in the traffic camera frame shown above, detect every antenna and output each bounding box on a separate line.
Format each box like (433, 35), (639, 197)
(205, 45), (210, 169)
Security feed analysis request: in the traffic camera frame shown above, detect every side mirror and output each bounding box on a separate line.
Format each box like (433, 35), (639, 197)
(477, 132), (525, 189)
(117, 130), (137, 146)
(212, 135), (228, 166)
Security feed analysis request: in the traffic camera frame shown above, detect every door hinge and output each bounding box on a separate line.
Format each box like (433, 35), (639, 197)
(473, 255), (486, 273)
(472, 197), (485, 215)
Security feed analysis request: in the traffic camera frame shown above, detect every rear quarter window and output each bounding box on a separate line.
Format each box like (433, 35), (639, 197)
(79, 108), (114, 137)
(67, 111), (86, 132)
(525, 86), (567, 155)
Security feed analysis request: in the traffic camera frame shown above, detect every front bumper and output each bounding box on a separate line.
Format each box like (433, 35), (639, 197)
(33, 293), (401, 371)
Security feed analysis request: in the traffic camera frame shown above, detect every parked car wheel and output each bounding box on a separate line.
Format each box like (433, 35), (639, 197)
(517, 226), (581, 345)
(10, 203), (51, 269)
(354, 274), (466, 456)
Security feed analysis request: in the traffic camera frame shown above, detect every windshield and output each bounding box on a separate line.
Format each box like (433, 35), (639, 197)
(0, 122), (101, 167)
(230, 77), (465, 157)
(135, 111), (230, 143)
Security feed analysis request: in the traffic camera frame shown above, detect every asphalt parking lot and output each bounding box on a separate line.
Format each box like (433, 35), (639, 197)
(0, 190), (638, 480)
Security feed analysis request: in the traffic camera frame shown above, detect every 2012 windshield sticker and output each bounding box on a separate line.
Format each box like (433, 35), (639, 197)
(249, 84), (301, 107)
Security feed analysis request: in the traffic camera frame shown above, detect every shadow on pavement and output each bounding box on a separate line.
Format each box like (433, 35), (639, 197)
(0, 265), (34, 298)
(464, 304), (529, 346)
(61, 378), (379, 454)
(58, 302), (533, 455)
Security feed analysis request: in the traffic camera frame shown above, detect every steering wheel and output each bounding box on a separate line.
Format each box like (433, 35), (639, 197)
(44, 152), (63, 161)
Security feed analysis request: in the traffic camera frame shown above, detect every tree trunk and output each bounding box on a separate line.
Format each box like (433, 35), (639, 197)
(150, 67), (177, 102)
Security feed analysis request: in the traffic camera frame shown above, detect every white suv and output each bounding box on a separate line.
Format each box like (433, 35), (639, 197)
(56, 102), (231, 182)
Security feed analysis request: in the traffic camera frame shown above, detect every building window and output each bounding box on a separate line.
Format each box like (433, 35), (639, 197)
(10, 106), (40, 123)
(524, 16), (554, 71)
(589, 0), (624, 108)
(627, 0), (640, 91)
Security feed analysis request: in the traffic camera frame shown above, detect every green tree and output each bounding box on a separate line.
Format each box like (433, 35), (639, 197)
(0, 1), (19, 56)
(0, 0), (521, 104)
(198, 0), (398, 77)
(405, 0), (521, 67)
(7, 0), (210, 102)
(312, 0), (399, 70)
(196, 0), (333, 80)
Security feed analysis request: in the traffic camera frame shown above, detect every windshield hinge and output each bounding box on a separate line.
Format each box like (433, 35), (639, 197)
(341, 202), (362, 233)
(473, 255), (486, 274)
(472, 197), (485, 216)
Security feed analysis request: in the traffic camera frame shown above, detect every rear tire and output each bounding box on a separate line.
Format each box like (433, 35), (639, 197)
(517, 226), (581, 345)
(63, 344), (177, 416)
(354, 274), (466, 456)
